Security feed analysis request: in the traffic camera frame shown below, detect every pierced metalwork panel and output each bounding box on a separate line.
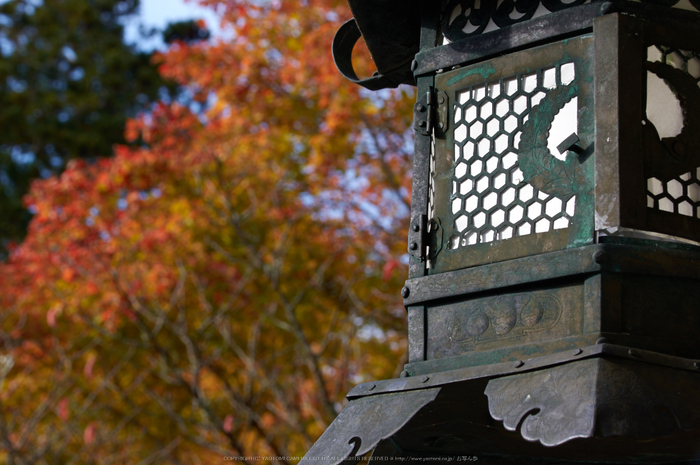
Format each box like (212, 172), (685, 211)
(448, 64), (577, 248)
(431, 36), (595, 273)
(441, 0), (700, 44)
(442, 0), (590, 43)
(645, 45), (700, 219)
(629, 20), (700, 242)
(647, 169), (700, 218)
(593, 14), (700, 245)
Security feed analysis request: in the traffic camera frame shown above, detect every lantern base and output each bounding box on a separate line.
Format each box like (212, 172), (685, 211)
(301, 346), (700, 464)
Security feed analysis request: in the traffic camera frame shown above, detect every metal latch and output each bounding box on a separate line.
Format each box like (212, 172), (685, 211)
(413, 87), (448, 136)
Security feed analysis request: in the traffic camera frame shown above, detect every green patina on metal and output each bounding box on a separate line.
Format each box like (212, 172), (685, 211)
(445, 65), (497, 86)
(318, 5), (700, 463)
(428, 36), (596, 274)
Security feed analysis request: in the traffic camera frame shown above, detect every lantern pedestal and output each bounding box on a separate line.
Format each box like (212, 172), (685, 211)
(302, 241), (700, 463)
(303, 353), (700, 463)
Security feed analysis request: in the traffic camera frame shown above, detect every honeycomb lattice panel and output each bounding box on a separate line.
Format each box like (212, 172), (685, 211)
(448, 64), (577, 250)
(647, 171), (700, 218)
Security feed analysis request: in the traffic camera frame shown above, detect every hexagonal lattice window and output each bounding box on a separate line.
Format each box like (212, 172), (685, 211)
(490, 209), (505, 227)
(449, 62), (577, 249)
(647, 169), (700, 218)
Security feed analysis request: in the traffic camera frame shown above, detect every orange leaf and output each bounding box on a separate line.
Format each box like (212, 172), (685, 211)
(61, 267), (76, 282)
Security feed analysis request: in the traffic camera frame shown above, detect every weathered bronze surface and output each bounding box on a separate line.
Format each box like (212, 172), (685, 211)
(403, 241), (700, 374)
(486, 359), (700, 447)
(311, 1), (700, 463)
(594, 13), (700, 243)
(299, 389), (439, 464)
(430, 35), (595, 273)
(304, 345), (700, 463)
(393, 360), (700, 463)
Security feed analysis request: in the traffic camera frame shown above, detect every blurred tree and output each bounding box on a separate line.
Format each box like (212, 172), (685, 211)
(163, 19), (211, 44)
(0, 0), (413, 463)
(0, 0), (178, 256)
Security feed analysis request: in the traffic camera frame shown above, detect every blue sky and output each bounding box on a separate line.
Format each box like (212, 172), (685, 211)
(124, 0), (225, 50)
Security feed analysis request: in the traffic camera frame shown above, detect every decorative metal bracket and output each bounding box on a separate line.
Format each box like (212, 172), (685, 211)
(300, 389), (440, 465)
(485, 357), (700, 447)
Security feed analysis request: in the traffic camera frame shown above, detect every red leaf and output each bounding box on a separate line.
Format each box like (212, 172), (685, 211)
(84, 353), (96, 380)
(223, 414), (233, 433)
(57, 398), (69, 421)
(46, 306), (59, 328)
(382, 259), (399, 281)
(84, 422), (96, 445)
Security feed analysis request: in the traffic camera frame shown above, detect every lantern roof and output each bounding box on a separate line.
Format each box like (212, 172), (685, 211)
(334, 0), (700, 90)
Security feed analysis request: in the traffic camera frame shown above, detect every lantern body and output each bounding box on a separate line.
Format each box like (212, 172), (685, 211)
(303, 2), (700, 463)
(405, 13), (700, 377)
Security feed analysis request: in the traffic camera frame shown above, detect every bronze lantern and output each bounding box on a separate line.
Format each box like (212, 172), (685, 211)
(302, 1), (700, 463)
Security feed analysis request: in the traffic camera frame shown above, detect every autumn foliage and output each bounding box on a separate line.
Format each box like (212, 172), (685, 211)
(0, 0), (414, 463)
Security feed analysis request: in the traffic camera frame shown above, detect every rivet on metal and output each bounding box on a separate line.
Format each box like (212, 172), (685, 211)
(514, 361), (524, 368)
(573, 348), (583, 356)
(628, 349), (639, 358)
(415, 104), (427, 113)
(409, 242), (418, 250)
(419, 120), (427, 128)
(412, 223), (420, 232)
(593, 250), (608, 264)
(438, 95), (445, 104)
(401, 286), (410, 298)
(421, 376), (430, 383)
(694, 362), (700, 370)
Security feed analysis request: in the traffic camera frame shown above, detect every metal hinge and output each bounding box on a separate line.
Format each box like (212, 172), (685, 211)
(413, 86), (448, 136)
(408, 214), (428, 261)
(408, 215), (443, 262)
